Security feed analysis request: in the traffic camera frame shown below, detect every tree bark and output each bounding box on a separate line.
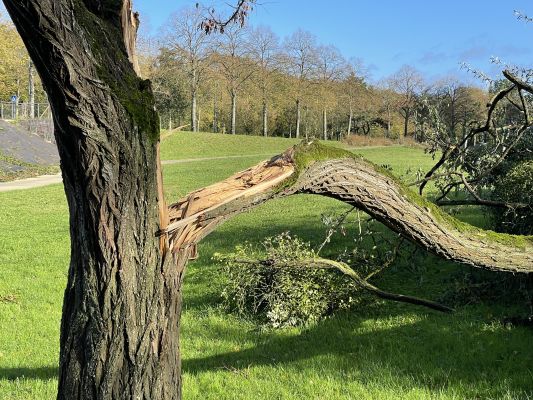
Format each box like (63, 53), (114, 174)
(212, 90), (218, 133)
(387, 107), (392, 138)
(347, 106), (353, 137)
(295, 98), (301, 139)
(294, 157), (532, 272)
(262, 100), (268, 137)
(4, 1), (183, 399)
(164, 142), (533, 274)
(191, 88), (198, 132)
(231, 89), (237, 135)
(28, 60), (35, 118)
(197, 107), (201, 131)
(402, 107), (410, 137)
(323, 108), (327, 140)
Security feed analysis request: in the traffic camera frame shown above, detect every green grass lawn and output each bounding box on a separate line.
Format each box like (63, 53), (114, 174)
(159, 130), (302, 161)
(1, 132), (531, 399)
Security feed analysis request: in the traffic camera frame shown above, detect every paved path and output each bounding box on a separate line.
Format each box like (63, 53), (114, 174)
(0, 174), (62, 192)
(0, 119), (59, 165)
(0, 154), (273, 192)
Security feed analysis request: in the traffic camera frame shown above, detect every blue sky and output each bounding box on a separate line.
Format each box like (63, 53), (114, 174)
(1, 1), (531, 84)
(135, 0), (533, 84)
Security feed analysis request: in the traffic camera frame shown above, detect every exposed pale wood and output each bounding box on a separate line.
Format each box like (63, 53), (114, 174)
(165, 153), (294, 258)
(121, 0), (141, 75)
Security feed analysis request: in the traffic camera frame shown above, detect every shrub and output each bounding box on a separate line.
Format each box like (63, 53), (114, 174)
(492, 160), (533, 235)
(215, 233), (362, 328)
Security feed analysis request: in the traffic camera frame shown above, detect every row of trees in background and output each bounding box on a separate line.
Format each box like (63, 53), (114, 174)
(138, 6), (489, 141)
(0, 7), (490, 142)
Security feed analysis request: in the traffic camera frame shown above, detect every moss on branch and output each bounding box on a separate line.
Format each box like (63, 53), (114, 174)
(288, 141), (533, 253)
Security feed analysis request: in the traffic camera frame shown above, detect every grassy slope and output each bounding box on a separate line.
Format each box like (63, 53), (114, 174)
(159, 130), (360, 161)
(159, 131), (301, 160)
(0, 132), (531, 399)
(0, 153), (59, 182)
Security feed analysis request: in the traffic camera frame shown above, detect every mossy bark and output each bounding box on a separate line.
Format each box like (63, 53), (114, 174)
(4, 1), (182, 399)
(293, 155), (533, 272)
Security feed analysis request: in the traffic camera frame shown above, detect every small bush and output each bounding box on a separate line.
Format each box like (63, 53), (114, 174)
(492, 161), (533, 234)
(215, 233), (362, 328)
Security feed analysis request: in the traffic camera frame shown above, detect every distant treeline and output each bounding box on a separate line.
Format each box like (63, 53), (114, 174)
(0, 8), (489, 141)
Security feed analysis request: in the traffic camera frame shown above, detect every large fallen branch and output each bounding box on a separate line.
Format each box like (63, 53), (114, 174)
(164, 142), (533, 273)
(233, 256), (454, 313)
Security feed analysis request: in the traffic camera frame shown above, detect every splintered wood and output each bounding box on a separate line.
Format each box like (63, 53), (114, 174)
(164, 155), (294, 257)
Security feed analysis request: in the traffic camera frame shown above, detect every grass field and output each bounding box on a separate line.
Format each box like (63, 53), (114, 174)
(0, 132), (532, 399)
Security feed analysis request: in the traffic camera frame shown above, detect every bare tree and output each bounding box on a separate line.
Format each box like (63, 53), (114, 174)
(142, 46), (188, 130)
(388, 65), (425, 137)
(200, 0), (255, 34)
(282, 29), (318, 138)
(164, 7), (213, 132)
(316, 44), (345, 139)
(377, 83), (398, 137)
(428, 78), (486, 141)
(215, 25), (254, 134)
(248, 25), (279, 137)
(341, 60), (368, 137)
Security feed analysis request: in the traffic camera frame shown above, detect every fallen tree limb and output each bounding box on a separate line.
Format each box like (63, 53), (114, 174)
(233, 257), (453, 312)
(166, 142), (533, 273)
(300, 258), (453, 312)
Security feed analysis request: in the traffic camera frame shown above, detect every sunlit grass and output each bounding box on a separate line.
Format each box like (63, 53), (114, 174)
(0, 133), (531, 399)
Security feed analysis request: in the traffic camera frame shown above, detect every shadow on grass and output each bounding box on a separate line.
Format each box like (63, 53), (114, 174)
(0, 366), (58, 381)
(182, 205), (533, 398)
(182, 307), (533, 398)
(0, 197), (526, 394)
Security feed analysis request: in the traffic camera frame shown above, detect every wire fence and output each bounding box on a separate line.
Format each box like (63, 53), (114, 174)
(0, 102), (55, 143)
(0, 102), (52, 120)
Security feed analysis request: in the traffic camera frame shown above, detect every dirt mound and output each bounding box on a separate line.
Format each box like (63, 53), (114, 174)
(0, 120), (59, 169)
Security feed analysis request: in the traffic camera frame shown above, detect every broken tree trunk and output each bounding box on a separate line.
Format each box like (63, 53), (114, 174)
(4, 1), (182, 398)
(165, 142), (533, 274)
(5, 1), (532, 398)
